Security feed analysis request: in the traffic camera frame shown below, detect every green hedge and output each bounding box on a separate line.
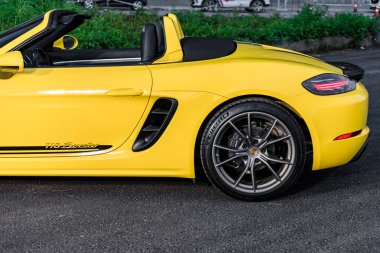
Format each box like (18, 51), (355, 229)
(0, 0), (377, 49)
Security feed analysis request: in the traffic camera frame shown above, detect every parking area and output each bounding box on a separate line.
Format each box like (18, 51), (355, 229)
(73, 0), (376, 16)
(150, 0), (374, 15)
(0, 48), (379, 252)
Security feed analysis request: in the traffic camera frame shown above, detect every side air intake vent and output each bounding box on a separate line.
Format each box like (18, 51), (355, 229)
(133, 98), (178, 152)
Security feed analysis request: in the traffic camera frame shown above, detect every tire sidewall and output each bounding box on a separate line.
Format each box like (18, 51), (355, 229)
(250, 0), (264, 12)
(202, 0), (217, 11)
(201, 99), (306, 201)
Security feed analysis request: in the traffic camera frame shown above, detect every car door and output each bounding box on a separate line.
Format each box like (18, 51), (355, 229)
(240, 0), (252, 7)
(106, 0), (129, 7)
(221, 0), (241, 7)
(95, 0), (121, 7)
(0, 64), (152, 156)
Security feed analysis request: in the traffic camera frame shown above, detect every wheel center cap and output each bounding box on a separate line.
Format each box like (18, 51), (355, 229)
(249, 147), (260, 157)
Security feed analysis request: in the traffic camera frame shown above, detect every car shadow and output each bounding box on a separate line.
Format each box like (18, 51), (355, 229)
(0, 157), (371, 203)
(283, 168), (340, 198)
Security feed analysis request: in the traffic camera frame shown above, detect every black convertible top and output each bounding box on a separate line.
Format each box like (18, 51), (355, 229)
(180, 37), (237, 62)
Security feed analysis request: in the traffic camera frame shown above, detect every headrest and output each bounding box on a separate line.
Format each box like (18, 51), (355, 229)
(155, 18), (166, 57)
(141, 24), (157, 62)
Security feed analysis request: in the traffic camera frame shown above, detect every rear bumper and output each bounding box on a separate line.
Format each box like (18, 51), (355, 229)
(290, 82), (369, 170)
(349, 132), (369, 163)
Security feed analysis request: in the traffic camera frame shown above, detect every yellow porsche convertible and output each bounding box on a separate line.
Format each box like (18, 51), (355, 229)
(0, 10), (369, 200)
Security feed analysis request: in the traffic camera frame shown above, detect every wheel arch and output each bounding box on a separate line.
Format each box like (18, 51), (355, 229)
(202, 0), (218, 6)
(246, 0), (266, 12)
(194, 94), (313, 173)
(250, 0), (265, 5)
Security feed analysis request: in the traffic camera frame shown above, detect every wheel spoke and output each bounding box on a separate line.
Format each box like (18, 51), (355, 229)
(214, 144), (241, 153)
(233, 159), (251, 188)
(258, 157), (281, 181)
(261, 154), (292, 165)
(261, 119), (278, 142)
(228, 120), (249, 142)
(216, 154), (246, 167)
(262, 135), (291, 148)
(250, 158), (256, 190)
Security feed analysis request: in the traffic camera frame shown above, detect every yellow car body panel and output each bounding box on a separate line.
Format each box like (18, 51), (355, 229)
(0, 11), (369, 178)
(0, 66), (152, 156)
(287, 83), (369, 169)
(167, 13), (185, 39)
(0, 91), (225, 178)
(0, 51), (24, 73)
(148, 44), (369, 171)
(154, 16), (183, 64)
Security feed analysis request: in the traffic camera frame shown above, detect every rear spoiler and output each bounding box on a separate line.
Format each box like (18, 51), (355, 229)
(328, 61), (365, 82)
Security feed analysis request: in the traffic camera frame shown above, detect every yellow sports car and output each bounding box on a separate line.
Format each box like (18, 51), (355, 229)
(0, 10), (369, 200)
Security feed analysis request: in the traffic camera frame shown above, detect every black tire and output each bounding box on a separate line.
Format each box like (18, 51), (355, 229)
(200, 98), (306, 201)
(246, 0), (265, 13)
(202, 0), (217, 12)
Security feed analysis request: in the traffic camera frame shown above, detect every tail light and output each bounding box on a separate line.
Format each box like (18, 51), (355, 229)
(302, 74), (356, 95)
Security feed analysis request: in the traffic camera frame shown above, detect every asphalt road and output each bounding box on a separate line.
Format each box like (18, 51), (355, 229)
(1, 48), (379, 252)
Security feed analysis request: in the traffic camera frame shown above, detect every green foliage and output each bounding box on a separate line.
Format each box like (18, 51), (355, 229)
(0, 0), (77, 29)
(176, 5), (374, 46)
(0, 1), (377, 49)
(71, 11), (158, 49)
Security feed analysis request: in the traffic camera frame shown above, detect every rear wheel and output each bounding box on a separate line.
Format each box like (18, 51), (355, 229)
(246, 0), (265, 13)
(200, 98), (306, 201)
(84, 0), (94, 9)
(131, 1), (144, 10)
(202, 0), (218, 12)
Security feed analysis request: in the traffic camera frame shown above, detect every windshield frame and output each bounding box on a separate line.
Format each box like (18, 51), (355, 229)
(0, 15), (43, 48)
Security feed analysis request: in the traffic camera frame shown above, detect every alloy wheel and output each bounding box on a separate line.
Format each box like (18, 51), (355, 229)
(202, 0), (218, 12)
(211, 112), (296, 194)
(250, 0), (264, 12)
(132, 1), (144, 10)
(84, 0), (94, 9)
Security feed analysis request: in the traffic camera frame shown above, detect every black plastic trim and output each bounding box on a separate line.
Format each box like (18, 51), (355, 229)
(12, 10), (90, 52)
(328, 61), (365, 82)
(181, 37), (237, 62)
(0, 16), (43, 48)
(349, 134), (369, 163)
(133, 98), (178, 152)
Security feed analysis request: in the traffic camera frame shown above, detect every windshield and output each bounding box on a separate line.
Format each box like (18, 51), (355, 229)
(0, 15), (43, 48)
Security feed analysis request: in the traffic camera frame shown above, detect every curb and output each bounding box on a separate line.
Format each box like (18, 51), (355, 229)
(272, 36), (376, 53)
